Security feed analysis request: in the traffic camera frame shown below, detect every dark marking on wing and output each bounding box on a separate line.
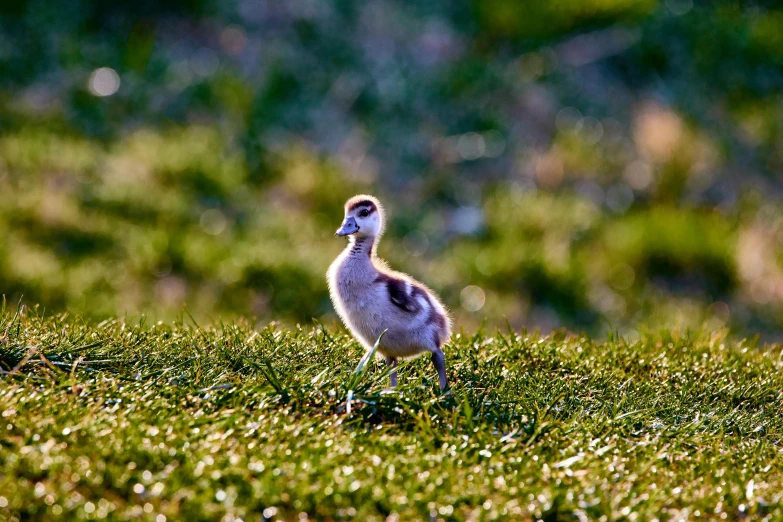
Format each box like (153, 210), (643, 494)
(375, 274), (421, 313)
(374, 273), (392, 284)
(409, 285), (426, 300)
(419, 292), (446, 330)
(428, 299), (447, 349)
(430, 308), (446, 330)
(431, 331), (442, 349)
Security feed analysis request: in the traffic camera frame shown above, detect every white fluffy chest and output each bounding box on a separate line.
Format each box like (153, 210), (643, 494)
(329, 253), (375, 308)
(335, 267), (383, 316)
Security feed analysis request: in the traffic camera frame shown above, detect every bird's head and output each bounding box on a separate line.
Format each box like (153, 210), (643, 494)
(336, 195), (385, 239)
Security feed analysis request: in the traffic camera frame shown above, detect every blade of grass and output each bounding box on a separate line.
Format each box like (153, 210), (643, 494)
(344, 330), (387, 412)
(244, 357), (287, 397)
(345, 330), (386, 391)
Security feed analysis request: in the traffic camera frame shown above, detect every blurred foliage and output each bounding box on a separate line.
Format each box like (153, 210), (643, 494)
(1, 0), (783, 337)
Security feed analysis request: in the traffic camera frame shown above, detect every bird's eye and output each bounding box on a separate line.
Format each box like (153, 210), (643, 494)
(358, 209), (370, 218)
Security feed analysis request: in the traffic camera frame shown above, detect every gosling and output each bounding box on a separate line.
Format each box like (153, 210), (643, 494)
(327, 195), (451, 389)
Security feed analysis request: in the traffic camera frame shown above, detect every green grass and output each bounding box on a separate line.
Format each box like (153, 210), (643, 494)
(2, 307), (783, 521)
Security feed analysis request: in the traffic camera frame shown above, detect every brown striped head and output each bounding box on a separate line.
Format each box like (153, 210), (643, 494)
(335, 195), (385, 239)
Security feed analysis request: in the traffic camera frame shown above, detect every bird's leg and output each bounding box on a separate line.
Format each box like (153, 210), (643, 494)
(431, 347), (447, 390)
(385, 356), (398, 387)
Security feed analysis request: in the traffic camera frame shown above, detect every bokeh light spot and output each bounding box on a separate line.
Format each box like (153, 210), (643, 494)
(88, 68), (120, 97)
(200, 209), (228, 235)
(451, 207), (484, 235)
(461, 285), (486, 312)
(555, 107), (583, 133)
(605, 184), (634, 213)
(220, 26), (247, 55)
(611, 264), (635, 290)
(535, 152), (564, 188)
(483, 130), (506, 158)
(708, 301), (730, 324)
(634, 102), (684, 163)
(457, 132), (486, 160)
(191, 48), (220, 78)
(666, 0), (693, 16)
(581, 117), (604, 145)
(624, 161), (654, 191)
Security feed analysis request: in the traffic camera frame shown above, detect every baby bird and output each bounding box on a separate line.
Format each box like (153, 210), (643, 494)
(327, 195), (452, 389)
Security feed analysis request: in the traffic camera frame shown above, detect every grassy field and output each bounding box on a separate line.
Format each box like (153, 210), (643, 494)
(1, 307), (782, 521)
(3, 2), (783, 519)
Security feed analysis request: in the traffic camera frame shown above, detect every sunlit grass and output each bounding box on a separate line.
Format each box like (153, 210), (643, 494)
(1, 308), (782, 520)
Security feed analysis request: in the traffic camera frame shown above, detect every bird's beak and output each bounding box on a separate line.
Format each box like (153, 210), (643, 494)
(335, 216), (360, 236)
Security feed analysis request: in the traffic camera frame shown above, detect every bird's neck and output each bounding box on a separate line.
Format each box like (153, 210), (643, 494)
(346, 236), (375, 259)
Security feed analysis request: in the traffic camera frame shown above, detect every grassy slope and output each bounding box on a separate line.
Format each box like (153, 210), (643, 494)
(1, 308), (782, 521)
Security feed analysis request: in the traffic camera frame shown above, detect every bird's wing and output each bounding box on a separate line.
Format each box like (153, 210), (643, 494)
(379, 275), (422, 313)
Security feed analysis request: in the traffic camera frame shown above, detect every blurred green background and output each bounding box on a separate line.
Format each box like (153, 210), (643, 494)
(1, 0), (783, 337)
